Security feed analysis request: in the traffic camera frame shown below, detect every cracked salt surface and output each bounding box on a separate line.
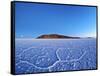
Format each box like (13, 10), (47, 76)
(15, 39), (96, 74)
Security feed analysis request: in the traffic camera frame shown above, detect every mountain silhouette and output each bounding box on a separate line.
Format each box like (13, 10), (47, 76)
(36, 34), (80, 39)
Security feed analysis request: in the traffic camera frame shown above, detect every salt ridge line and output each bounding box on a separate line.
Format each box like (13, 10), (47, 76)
(16, 47), (87, 70)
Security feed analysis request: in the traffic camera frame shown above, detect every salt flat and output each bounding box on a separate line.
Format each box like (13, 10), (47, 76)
(15, 38), (97, 74)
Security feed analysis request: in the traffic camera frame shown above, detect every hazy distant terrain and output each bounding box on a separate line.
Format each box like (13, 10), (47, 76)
(15, 38), (96, 74)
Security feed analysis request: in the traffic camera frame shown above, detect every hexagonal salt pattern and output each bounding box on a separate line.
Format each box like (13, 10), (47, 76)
(15, 38), (96, 74)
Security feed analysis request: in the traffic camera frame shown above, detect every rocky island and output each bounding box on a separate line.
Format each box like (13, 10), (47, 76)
(36, 34), (80, 39)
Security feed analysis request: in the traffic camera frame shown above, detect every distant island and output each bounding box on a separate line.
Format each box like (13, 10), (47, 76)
(36, 34), (80, 39)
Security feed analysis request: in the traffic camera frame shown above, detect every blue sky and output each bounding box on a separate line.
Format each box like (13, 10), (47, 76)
(15, 2), (96, 38)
